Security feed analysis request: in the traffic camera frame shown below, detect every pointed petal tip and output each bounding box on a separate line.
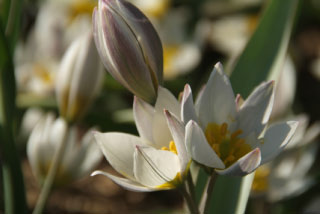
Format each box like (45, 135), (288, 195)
(184, 84), (191, 92)
(91, 170), (102, 177)
(164, 109), (170, 116)
(239, 147), (261, 174)
(214, 62), (223, 71)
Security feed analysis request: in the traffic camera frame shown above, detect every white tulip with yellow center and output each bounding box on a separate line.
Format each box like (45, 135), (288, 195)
(183, 63), (298, 176)
(92, 87), (190, 191)
(27, 113), (102, 187)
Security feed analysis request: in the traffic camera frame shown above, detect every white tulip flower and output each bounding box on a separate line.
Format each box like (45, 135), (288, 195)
(182, 63), (298, 176)
(92, 87), (190, 191)
(55, 31), (103, 122)
(27, 113), (102, 187)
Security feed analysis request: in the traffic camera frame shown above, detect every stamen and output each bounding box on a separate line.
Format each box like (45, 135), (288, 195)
(220, 123), (228, 136)
(205, 122), (252, 168)
(169, 141), (178, 155)
(161, 146), (169, 151)
(231, 129), (243, 139)
(162, 141), (178, 155)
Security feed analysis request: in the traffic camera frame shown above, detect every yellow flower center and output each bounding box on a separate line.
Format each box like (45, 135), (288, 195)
(163, 45), (180, 79)
(39, 161), (73, 187)
(33, 64), (54, 84)
(161, 140), (178, 155)
(247, 15), (258, 34)
(158, 140), (183, 188)
(205, 122), (251, 168)
(140, 0), (171, 18)
(251, 165), (270, 193)
(69, 0), (97, 22)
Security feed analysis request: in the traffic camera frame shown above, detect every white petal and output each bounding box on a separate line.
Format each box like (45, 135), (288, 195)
(134, 146), (180, 188)
(185, 121), (224, 169)
(27, 113), (54, 179)
(181, 84), (198, 124)
(155, 86), (180, 118)
(73, 128), (103, 178)
(91, 170), (155, 192)
(284, 114), (309, 149)
(194, 84), (205, 114)
(197, 63), (236, 128)
(151, 111), (173, 149)
(300, 121), (320, 147)
(237, 81), (274, 137)
(133, 96), (155, 142)
(164, 110), (189, 173)
(216, 148), (261, 176)
(259, 121), (299, 164)
(94, 132), (143, 180)
(40, 115), (66, 168)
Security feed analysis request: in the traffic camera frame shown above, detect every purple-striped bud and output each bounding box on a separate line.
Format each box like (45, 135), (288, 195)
(93, 0), (163, 103)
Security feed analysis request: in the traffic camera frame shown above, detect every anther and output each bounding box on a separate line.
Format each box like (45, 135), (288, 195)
(220, 123), (228, 136)
(231, 129), (243, 139)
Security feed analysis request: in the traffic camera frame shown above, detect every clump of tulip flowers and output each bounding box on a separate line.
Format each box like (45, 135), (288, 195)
(91, 0), (298, 213)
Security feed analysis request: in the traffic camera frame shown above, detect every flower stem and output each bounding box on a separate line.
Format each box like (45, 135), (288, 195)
(179, 183), (199, 214)
(186, 171), (196, 202)
(199, 171), (218, 214)
(32, 125), (69, 214)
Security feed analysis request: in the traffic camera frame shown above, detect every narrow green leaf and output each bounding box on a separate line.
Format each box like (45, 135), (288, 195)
(0, 0), (22, 52)
(0, 20), (27, 214)
(229, 0), (299, 98)
(204, 0), (300, 213)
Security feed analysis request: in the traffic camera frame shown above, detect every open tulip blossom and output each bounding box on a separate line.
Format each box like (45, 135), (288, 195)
(92, 87), (191, 191)
(182, 63), (298, 176)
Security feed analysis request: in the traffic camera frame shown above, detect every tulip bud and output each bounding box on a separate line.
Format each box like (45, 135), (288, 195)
(93, 0), (163, 103)
(56, 31), (104, 123)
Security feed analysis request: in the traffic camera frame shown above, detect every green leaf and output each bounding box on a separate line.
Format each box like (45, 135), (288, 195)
(0, 0), (23, 52)
(202, 0), (300, 213)
(0, 20), (27, 214)
(229, 0), (299, 98)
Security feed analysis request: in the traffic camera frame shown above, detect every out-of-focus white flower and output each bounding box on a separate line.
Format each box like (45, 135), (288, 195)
(182, 63), (298, 176)
(158, 8), (201, 80)
(93, 0), (163, 103)
(270, 56), (297, 119)
(27, 113), (102, 187)
(200, 0), (262, 18)
(92, 87), (190, 191)
(252, 115), (320, 201)
(311, 52), (320, 80)
(18, 108), (45, 142)
(129, 0), (171, 18)
(14, 0), (96, 97)
(55, 31), (103, 122)
(14, 41), (57, 96)
(207, 14), (258, 57)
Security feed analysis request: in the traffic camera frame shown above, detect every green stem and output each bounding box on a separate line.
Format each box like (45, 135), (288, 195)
(179, 184), (199, 214)
(32, 125), (69, 214)
(5, 0), (17, 37)
(0, 21), (27, 214)
(199, 171), (218, 214)
(186, 171), (196, 203)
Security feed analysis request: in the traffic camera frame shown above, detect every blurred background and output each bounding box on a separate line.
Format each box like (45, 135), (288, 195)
(1, 0), (320, 213)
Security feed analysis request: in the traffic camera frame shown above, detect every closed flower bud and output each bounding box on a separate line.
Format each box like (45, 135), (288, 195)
(56, 31), (103, 123)
(93, 0), (163, 103)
